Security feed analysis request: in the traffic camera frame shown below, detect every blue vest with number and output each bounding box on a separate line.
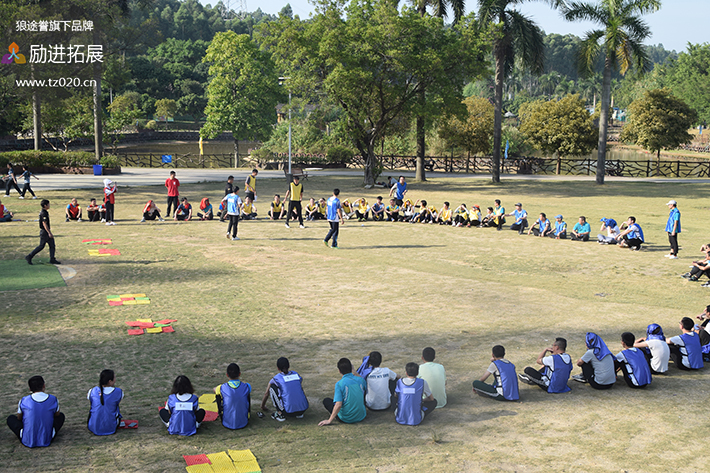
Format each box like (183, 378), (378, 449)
(545, 354), (572, 393)
(166, 393), (199, 436)
(87, 387), (122, 436)
(492, 360), (519, 401)
(620, 348), (652, 386)
(272, 371), (309, 414)
(19, 394), (58, 448)
(395, 378), (425, 426)
(680, 332), (704, 369)
(219, 380), (250, 430)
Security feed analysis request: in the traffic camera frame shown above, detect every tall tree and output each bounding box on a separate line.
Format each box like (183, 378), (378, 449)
(477, 0), (560, 183)
(661, 43), (710, 124)
(563, 0), (661, 184)
(438, 96), (494, 156)
(201, 31), (282, 167)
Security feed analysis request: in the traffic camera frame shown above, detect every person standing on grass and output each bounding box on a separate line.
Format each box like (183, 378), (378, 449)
(394, 362), (437, 426)
(87, 369), (124, 436)
(103, 179), (117, 225)
(285, 175), (304, 228)
(667, 317), (703, 370)
(319, 358), (366, 426)
(20, 165), (38, 199)
(219, 175), (234, 222)
(665, 200), (681, 259)
(214, 363), (251, 430)
(165, 171), (180, 218)
(418, 347), (446, 408)
(260, 357), (309, 421)
(7, 376), (65, 448)
(221, 187), (242, 241)
(616, 216), (644, 250)
(26, 199), (60, 265)
(473, 345), (519, 401)
(4, 163), (22, 197)
(518, 338), (572, 393)
(572, 332), (616, 390)
(245, 169), (258, 202)
(389, 175), (408, 206)
(615, 332), (652, 389)
(323, 188), (344, 249)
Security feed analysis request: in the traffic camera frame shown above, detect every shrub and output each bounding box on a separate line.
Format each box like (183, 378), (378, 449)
(145, 120), (158, 130)
(0, 150), (100, 167)
(250, 147), (273, 161)
(326, 145), (355, 164)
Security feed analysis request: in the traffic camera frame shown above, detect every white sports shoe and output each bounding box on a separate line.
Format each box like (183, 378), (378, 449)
(77, 218), (82, 222)
(232, 236), (240, 241)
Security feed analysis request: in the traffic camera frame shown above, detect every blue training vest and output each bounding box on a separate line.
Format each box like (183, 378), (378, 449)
(680, 332), (704, 369)
(619, 348), (652, 386)
(219, 380), (251, 430)
(492, 360), (519, 401)
(395, 378), (425, 426)
(272, 371), (309, 414)
(629, 224), (644, 241)
(166, 393), (200, 436)
(87, 386), (122, 436)
(545, 354), (572, 393)
(19, 394), (59, 448)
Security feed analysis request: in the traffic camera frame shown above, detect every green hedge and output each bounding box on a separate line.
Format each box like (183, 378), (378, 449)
(0, 151), (117, 168)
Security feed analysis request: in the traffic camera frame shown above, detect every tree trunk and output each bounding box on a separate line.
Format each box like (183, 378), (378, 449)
(596, 57), (612, 185)
(415, 89), (426, 182)
(363, 139), (376, 187)
(31, 65), (41, 151)
(93, 29), (103, 161)
(491, 43), (505, 183)
(656, 149), (661, 177)
(234, 137), (240, 168)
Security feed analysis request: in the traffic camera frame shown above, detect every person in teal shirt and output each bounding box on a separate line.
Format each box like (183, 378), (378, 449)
(319, 358), (366, 425)
(571, 216), (591, 241)
(665, 200), (681, 259)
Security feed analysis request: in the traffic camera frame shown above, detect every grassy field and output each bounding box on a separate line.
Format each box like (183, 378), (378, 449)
(1, 174), (710, 472)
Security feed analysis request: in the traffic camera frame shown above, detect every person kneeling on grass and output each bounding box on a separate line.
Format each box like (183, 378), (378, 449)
(260, 357), (309, 421)
(519, 337), (572, 393)
(570, 216), (590, 241)
(141, 200), (163, 222)
(174, 197), (192, 221)
(615, 216), (644, 250)
(418, 347), (446, 408)
(214, 363), (250, 430)
(65, 198), (82, 222)
(615, 332), (652, 388)
(572, 332), (615, 390)
(319, 358), (366, 426)
(528, 212), (552, 237)
(634, 323), (670, 374)
(395, 363), (437, 426)
(87, 369), (124, 436)
(473, 345), (519, 401)
(198, 198), (213, 221)
(667, 317), (704, 370)
(7, 375), (65, 448)
(159, 375), (205, 436)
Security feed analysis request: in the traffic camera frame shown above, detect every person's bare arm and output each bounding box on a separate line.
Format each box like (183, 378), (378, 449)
(536, 348), (552, 366)
(478, 370), (492, 382)
(318, 401), (342, 426)
(260, 383), (271, 411)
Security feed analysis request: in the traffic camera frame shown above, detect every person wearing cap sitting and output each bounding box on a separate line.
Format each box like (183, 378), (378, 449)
(597, 218), (620, 244)
(504, 203), (528, 234)
(615, 216), (644, 250)
(551, 214), (566, 239)
(570, 216), (591, 241)
(665, 200), (681, 259)
(528, 212), (552, 237)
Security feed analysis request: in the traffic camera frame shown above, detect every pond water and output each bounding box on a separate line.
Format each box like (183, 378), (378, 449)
(113, 140), (259, 157)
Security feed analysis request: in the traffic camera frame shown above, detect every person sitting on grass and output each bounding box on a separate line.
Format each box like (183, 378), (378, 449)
(434, 202), (453, 225)
(214, 363), (251, 430)
(570, 216), (591, 241)
(240, 196), (257, 220)
(615, 332), (652, 388)
(159, 375), (205, 436)
(597, 218), (619, 244)
(316, 198), (327, 220)
(394, 362), (437, 426)
(551, 215), (566, 239)
(65, 198), (82, 222)
(493, 199), (506, 231)
(572, 332), (615, 390)
(319, 358), (366, 426)
(401, 199), (415, 221)
(198, 198), (213, 220)
(418, 347), (446, 408)
(473, 345), (519, 401)
(694, 306), (710, 361)
(0, 198), (14, 222)
(87, 369), (124, 436)
(667, 317), (704, 370)
(528, 212), (552, 237)
(616, 216), (644, 250)
(411, 200), (434, 223)
(353, 197), (369, 221)
(87, 198), (105, 222)
(519, 337), (572, 393)
(174, 197), (192, 221)
(362, 351), (399, 411)
(260, 357), (309, 422)
(480, 206), (497, 228)
(269, 195), (286, 220)
(452, 203), (468, 227)
(681, 244), (710, 285)
(634, 324), (670, 374)
(468, 205), (482, 227)
(371, 196), (385, 221)
(505, 202), (528, 234)
(341, 199), (355, 220)
(304, 198), (318, 221)
(385, 198), (401, 221)
(141, 200), (163, 222)
(7, 376), (65, 448)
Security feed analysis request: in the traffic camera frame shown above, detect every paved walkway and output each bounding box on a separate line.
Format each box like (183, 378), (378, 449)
(13, 167), (710, 192)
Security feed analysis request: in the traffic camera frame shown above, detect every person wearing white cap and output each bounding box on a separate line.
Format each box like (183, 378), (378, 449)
(665, 200), (680, 259)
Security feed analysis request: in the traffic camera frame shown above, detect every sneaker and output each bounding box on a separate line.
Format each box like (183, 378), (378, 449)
(323, 240), (329, 247)
(66, 218), (70, 222)
(49, 259), (61, 265)
(690, 276), (699, 282)
(140, 218), (146, 222)
(299, 225), (305, 228)
(668, 255), (678, 259)
(518, 373), (534, 385)
(18, 196), (24, 199)
(101, 218), (106, 223)
(572, 374), (587, 383)
(632, 246), (640, 251)
(77, 218), (82, 222)
(702, 282), (710, 287)
(271, 412), (286, 422)
(159, 217), (164, 221)
(226, 232), (231, 239)
(295, 414), (304, 419)
(32, 196), (37, 199)
(331, 245), (339, 249)
(106, 222), (112, 226)
(664, 254), (672, 258)
(232, 236), (240, 241)
(285, 223), (290, 228)
(25, 255), (32, 265)
(682, 272), (692, 279)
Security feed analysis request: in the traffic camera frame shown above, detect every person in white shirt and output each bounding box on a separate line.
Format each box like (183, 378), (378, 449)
(633, 323), (670, 374)
(364, 352), (399, 411)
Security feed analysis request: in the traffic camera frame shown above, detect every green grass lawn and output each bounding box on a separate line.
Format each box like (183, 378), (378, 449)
(1, 175), (709, 472)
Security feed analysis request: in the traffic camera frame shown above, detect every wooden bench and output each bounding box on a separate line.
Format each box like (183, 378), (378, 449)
(284, 167), (309, 180)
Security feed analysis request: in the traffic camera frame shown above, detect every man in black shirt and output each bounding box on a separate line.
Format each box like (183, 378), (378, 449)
(26, 199), (60, 265)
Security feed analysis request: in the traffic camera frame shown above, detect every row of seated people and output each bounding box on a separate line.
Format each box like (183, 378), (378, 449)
(10, 315), (710, 448)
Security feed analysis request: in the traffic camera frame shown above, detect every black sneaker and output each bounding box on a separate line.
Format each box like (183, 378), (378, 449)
(25, 255), (32, 265)
(271, 412), (286, 422)
(49, 259), (61, 265)
(681, 272), (692, 279)
(572, 374), (587, 383)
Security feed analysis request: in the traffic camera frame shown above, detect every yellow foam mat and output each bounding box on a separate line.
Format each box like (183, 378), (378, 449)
(233, 460), (260, 473)
(199, 393), (218, 412)
(186, 465), (214, 473)
(135, 299), (151, 305)
(136, 318), (152, 323)
(145, 327), (162, 333)
(206, 452), (235, 471)
(228, 450), (256, 463)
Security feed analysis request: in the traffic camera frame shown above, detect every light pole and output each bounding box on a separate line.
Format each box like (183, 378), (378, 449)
(278, 76), (292, 181)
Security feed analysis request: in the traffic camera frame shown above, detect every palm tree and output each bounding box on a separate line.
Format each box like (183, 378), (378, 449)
(563, 0), (661, 184)
(477, 0), (561, 183)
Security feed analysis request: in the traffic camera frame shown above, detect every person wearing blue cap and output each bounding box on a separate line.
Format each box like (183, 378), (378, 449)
(572, 333), (615, 389)
(665, 200), (681, 259)
(551, 215), (566, 239)
(597, 218), (620, 244)
(615, 332), (652, 388)
(634, 323), (670, 374)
